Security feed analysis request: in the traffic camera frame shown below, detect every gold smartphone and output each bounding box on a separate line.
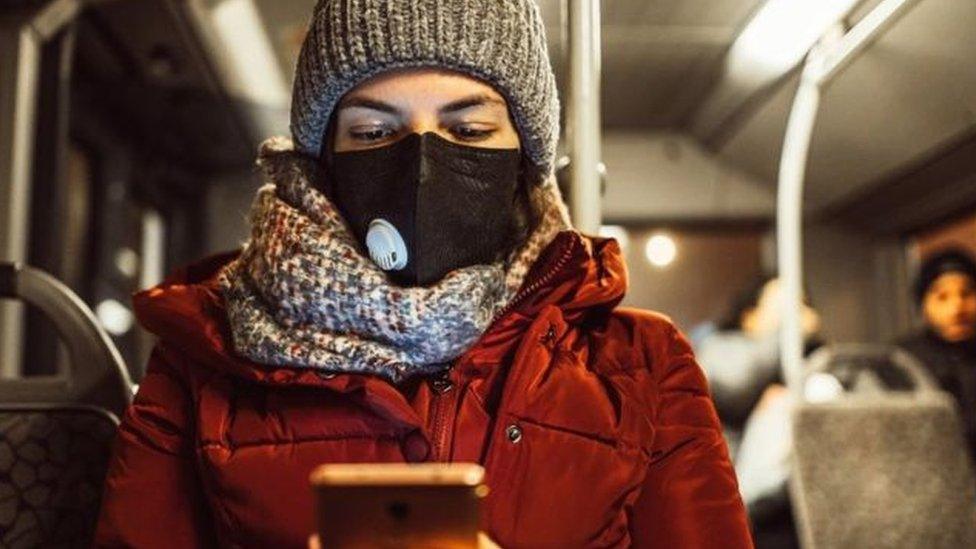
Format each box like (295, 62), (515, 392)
(311, 462), (487, 549)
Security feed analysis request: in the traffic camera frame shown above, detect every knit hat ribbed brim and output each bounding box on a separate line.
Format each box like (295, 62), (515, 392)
(290, 0), (559, 173)
(914, 248), (976, 303)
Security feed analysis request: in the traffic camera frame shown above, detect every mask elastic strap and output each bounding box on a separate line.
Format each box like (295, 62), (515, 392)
(317, 115), (340, 197)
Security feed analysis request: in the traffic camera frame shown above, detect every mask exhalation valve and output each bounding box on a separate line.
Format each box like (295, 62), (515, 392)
(366, 219), (409, 271)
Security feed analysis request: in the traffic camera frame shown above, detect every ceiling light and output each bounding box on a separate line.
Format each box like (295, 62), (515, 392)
(645, 234), (677, 268)
(210, 0), (289, 107)
(729, 0), (860, 80)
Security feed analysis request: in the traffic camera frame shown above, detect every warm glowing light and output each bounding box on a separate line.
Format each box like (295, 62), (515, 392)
(114, 248), (139, 279)
(644, 234), (677, 268)
(96, 299), (134, 336)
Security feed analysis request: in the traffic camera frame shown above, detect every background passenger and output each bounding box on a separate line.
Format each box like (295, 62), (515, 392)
(896, 248), (976, 458)
(696, 276), (822, 451)
(695, 275), (822, 549)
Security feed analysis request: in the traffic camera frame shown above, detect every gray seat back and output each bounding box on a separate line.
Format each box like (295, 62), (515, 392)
(0, 263), (133, 547)
(0, 405), (118, 548)
(791, 344), (976, 549)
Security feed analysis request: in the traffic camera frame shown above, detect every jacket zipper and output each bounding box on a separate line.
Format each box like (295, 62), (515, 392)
(428, 235), (579, 462)
(429, 384), (458, 462)
(489, 235), (578, 327)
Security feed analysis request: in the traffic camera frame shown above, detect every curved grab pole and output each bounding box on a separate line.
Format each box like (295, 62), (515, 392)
(0, 263), (133, 416)
(777, 59), (822, 396)
(777, 0), (925, 397)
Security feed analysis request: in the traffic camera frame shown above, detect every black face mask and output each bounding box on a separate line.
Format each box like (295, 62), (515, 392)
(323, 132), (522, 287)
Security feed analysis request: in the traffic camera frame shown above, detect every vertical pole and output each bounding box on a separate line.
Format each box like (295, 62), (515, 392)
(0, 0), (80, 378)
(777, 62), (822, 396)
(565, 0), (603, 234)
(0, 25), (42, 378)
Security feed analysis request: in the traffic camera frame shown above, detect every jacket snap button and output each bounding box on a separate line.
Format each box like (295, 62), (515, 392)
(317, 371), (337, 380)
(541, 324), (556, 345)
(505, 424), (523, 444)
(402, 431), (430, 463)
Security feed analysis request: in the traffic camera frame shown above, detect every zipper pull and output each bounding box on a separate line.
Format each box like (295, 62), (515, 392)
(429, 367), (454, 394)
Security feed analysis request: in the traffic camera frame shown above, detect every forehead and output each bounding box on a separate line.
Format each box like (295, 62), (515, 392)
(339, 67), (508, 109)
(930, 272), (976, 291)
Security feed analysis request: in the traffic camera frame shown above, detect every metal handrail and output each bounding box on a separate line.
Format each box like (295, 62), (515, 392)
(0, 262), (133, 417)
(802, 343), (941, 397)
(777, 0), (925, 396)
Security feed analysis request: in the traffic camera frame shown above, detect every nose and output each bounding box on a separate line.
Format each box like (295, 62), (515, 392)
(948, 296), (974, 320)
(403, 115), (453, 144)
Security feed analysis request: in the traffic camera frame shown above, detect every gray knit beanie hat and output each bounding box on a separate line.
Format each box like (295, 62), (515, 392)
(290, 0), (559, 173)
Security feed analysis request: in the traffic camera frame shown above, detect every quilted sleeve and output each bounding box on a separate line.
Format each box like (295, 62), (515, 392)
(629, 320), (753, 548)
(94, 344), (215, 548)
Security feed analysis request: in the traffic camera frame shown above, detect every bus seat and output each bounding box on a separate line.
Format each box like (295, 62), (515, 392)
(791, 344), (976, 549)
(0, 263), (133, 548)
(0, 406), (117, 547)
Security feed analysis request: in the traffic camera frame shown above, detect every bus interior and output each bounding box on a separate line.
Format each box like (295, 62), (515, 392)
(1, 0), (976, 547)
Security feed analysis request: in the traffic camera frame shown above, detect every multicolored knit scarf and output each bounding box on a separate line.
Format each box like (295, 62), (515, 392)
(218, 137), (571, 383)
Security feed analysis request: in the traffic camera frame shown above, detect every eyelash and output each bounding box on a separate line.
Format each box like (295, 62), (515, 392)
(450, 125), (495, 141)
(348, 124), (496, 143)
(350, 127), (396, 142)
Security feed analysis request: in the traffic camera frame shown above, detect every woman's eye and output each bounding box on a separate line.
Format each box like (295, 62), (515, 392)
(350, 127), (395, 142)
(450, 124), (494, 141)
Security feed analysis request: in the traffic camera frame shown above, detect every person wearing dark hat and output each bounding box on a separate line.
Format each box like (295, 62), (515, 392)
(896, 248), (976, 458)
(94, 1), (752, 547)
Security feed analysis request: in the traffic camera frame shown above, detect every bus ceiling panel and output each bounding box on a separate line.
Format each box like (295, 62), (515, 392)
(601, 0), (762, 29)
(0, 0), (81, 41)
(601, 34), (734, 128)
(823, 128), (976, 236)
(247, 0), (315, 86)
(84, 0), (220, 92)
(74, 0), (259, 173)
(595, 0), (765, 129)
(715, 0), (976, 215)
(70, 61), (255, 175)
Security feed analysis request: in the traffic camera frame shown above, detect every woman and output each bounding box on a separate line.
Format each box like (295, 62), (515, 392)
(896, 248), (976, 458)
(95, 0), (751, 547)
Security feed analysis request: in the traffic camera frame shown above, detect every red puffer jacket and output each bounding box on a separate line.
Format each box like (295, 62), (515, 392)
(94, 231), (752, 548)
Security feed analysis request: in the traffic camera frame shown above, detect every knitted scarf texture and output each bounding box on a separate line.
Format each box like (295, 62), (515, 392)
(218, 137), (571, 383)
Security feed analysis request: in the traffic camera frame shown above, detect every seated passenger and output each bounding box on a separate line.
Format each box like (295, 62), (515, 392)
(696, 276), (821, 449)
(93, 1), (751, 547)
(695, 276), (822, 549)
(896, 248), (976, 458)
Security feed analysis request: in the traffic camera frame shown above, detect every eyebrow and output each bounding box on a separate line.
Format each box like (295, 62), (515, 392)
(438, 94), (506, 114)
(337, 96), (400, 115)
